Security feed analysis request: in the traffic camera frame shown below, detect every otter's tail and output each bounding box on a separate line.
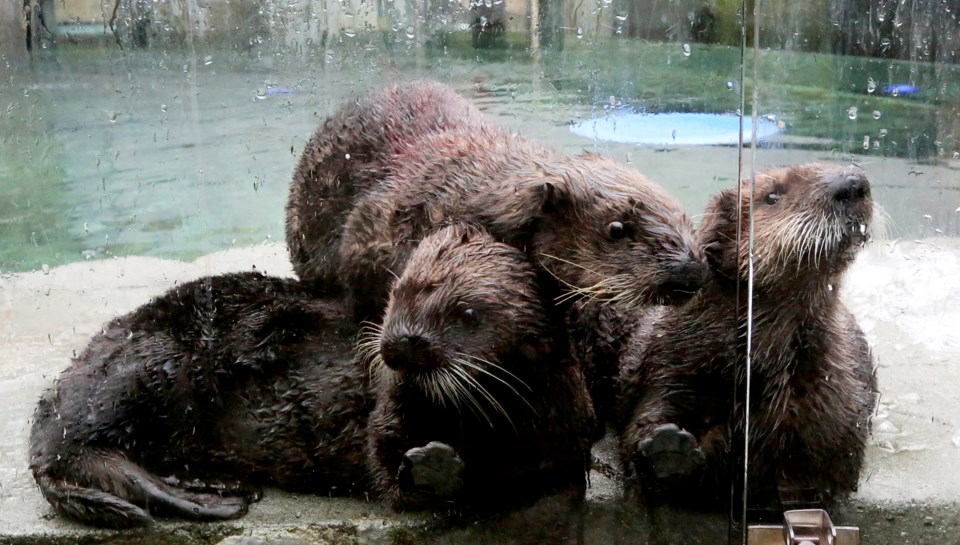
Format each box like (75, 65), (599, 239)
(32, 451), (250, 528)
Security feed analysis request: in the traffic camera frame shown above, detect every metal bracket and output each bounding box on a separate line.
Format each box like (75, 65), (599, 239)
(747, 509), (860, 545)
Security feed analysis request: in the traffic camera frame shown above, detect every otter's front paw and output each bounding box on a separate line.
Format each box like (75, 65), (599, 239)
(637, 423), (705, 480)
(398, 441), (465, 498)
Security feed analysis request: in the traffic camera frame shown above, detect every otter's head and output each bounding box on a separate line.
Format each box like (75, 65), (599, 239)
(698, 163), (873, 287)
(528, 154), (707, 308)
(358, 224), (553, 426)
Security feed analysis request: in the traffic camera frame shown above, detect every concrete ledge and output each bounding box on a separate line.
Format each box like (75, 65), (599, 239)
(2, 241), (958, 544)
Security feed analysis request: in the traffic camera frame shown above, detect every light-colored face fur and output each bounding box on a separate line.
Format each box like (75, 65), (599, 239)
(527, 154), (705, 308)
(698, 163), (874, 287)
(358, 224), (550, 427)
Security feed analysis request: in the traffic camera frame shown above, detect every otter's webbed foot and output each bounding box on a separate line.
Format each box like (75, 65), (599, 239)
(636, 423), (705, 481)
(161, 476), (262, 503)
(398, 441), (465, 499)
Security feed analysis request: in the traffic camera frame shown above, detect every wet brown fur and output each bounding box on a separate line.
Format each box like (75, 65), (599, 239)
(286, 81), (489, 291)
(609, 163), (878, 511)
(287, 81), (705, 321)
(361, 224), (599, 513)
(29, 272), (370, 528)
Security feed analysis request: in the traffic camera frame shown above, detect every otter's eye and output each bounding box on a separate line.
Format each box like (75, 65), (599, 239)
(461, 308), (479, 326)
(765, 192), (781, 205)
(607, 221), (628, 240)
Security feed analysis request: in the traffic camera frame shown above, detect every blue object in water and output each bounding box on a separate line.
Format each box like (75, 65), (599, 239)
(883, 83), (918, 96)
(570, 112), (781, 146)
(266, 85), (295, 96)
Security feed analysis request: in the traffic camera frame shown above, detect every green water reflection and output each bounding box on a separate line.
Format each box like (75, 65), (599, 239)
(0, 38), (957, 273)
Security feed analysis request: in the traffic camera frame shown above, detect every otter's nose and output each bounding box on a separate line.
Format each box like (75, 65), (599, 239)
(380, 335), (439, 372)
(660, 259), (708, 301)
(829, 172), (871, 202)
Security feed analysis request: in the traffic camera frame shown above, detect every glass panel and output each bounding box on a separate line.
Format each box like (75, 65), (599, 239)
(742, 0), (959, 541)
(6, 0), (954, 543)
(2, 2), (741, 543)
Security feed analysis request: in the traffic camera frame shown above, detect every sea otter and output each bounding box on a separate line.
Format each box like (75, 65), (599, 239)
(286, 81), (705, 322)
(29, 225), (597, 527)
(360, 224), (598, 513)
(28, 272), (370, 528)
(602, 163), (877, 512)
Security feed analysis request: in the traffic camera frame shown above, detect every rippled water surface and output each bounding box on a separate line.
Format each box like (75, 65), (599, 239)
(2, 42), (958, 273)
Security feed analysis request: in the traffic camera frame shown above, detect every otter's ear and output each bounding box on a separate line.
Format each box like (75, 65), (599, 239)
(538, 181), (571, 214)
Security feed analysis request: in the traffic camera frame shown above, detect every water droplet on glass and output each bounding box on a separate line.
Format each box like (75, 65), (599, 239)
(682, 43), (691, 57)
(878, 12), (885, 22)
(160, 104), (167, 113)
(847, 107), (858, 120)
(255, 90), (267, 101)
(42, 264), (49, 275)
(954, 152), (959, 160)
(867, 78), (876, 93)
(203, 55), (213, 65)
(863, 135), (870, 150)
(872, 110), (881, 120)
(875, 420), (899, 434)
(726, 81), (735, 90)
(405, 26), (415, 39)
(879, 128), (888, 138)
(609, 96), (616, 107)
(891, 86), (899, 97)
(343, 28), (356, 38)
(345, 153), (351, 160)
(827, 283), (834, 291)
(576, 27), (583, 39)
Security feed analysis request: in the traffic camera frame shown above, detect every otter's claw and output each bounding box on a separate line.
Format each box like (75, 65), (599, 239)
(398, 441), (465, 498)
(637, 423), (705, 480)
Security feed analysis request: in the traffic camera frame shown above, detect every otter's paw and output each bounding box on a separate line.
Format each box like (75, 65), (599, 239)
(398, 441), (465, 498)
(637, 423), (705, 480)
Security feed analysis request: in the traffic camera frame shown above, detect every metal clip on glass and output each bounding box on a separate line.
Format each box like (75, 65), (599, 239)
(748, 509), (860, 545)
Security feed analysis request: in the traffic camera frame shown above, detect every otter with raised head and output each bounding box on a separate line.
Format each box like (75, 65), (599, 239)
(29, 272), (371, 528)
(287, 81), (706, 322)
(607, 163), (877, 511)
(361, 224), (598, 513)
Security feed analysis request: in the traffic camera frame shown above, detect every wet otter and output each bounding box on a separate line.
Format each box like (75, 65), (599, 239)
(609, 163), (878, 511)
(30, 225), (596, 527)
(28, 272), (371, 528)
(286, 81), (705, 322)
(286, 81), (490, 293)
(360, 224), (598, 513)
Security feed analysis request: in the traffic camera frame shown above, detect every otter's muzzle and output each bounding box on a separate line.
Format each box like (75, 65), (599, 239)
(380, 334), (443, 372)
(828, 171), (871, 202)
(658, 259), (709, 303)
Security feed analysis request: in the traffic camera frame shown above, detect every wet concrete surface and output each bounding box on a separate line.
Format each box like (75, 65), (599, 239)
(1, 239), (958, 544)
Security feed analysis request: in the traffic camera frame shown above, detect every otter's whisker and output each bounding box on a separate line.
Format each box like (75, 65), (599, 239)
(539, 252), (606, 276)
(451, 363), (513, 430)
(457, 353), (533, 393)
(456, 357), (537, 417)
(448, 365), (496, 428)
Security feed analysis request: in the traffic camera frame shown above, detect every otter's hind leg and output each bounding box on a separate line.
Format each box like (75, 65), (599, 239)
(34, 451), (250, 527)
(34, 472), (154, 528)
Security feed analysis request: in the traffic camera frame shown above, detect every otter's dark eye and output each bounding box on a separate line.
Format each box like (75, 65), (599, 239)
(607, 221), (628, 240)
(765, 193), (781, 205)
(461, 308), (479, 326)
